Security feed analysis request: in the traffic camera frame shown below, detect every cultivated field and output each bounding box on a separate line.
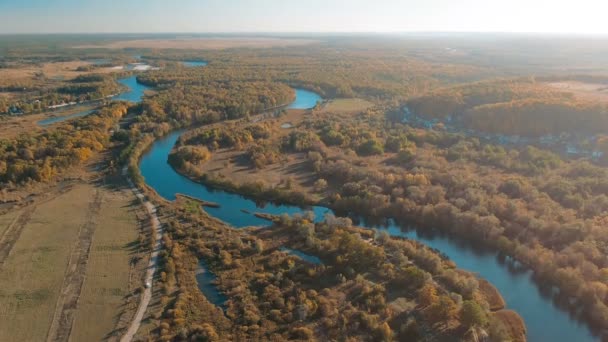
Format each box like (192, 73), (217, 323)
(70, 186), (144, 342)
(0, 179), (144, 342)
(73, 37), (319, 50)
(0, 184), (94, 342)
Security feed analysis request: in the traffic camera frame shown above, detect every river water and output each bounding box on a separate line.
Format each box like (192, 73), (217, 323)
(138, 88), (598, 341)
(42, 63), (595, 341)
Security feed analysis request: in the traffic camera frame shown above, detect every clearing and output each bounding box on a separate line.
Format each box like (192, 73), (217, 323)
(546, 81), (608, 103)
(0, 105), (98, 139)
(0, 61), (119, 83)
(320, 98), (374, 114)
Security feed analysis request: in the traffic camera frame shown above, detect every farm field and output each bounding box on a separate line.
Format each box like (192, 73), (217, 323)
(0, 180), (143, 342)
(70, 186), (145, 342)
(0, 184), (93, 342)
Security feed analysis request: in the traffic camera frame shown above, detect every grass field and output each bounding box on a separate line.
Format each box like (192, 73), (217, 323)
(70, 187), (142, 342)
(0, 184), (93, 342)
(320, 98), (374, 113)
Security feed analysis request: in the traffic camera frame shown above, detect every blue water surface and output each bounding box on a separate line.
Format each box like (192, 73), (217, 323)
(196, 260), (228, 307)
(138, 86), (597, 342)
(288, 88), (322, 109)
(113, 76), (148, 102)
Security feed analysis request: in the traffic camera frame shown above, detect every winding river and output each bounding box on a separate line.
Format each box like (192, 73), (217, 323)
(44, 65), (596, 340)
(138, 89), (598, 341)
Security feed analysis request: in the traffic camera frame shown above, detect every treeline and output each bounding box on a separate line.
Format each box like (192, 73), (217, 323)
(1, 73), (121, 115)
(135, 43), (495, 103)
(137, 81), (294, 125)
(406, 78), (608, 137)
(0, 102), (129, 185)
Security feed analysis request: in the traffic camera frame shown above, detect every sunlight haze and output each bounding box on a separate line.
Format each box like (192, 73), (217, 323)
(0, 0), (606, 34)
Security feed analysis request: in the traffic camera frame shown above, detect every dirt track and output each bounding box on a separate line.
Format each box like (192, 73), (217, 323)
(46, 190), (103, 342)
(0, 206), (36, 267)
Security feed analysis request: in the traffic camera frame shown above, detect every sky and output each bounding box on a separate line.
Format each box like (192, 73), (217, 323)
(0, 0), (606, 34)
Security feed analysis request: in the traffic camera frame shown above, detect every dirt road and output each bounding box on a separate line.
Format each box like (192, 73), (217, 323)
(120, 168), (163, 342)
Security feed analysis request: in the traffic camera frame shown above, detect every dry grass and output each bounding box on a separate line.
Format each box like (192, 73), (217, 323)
(0, 105), (97, 139)
(0, 61), (120, 84)
(0, 115), (42, 139)
(0, 184), (94, 342)
(73, 37), (319, 50)
(70, 187), (142, 342)
(546, 81), (608, 102)
(493, 310), (527, 342)
(320, 98), (374, 114)
(205, 147), (322, 200)
(192, 108), (389, 200)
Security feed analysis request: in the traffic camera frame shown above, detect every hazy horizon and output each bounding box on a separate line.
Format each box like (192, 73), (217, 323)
(0, 0), (606, 35)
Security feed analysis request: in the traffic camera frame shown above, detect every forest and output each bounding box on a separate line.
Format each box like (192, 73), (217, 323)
(405, 78), (608, 137)
(145, 197), (523, 341)
(5, 34), (608, 341)
(170, 102), (608, 334)
(0, 102), (129, 185)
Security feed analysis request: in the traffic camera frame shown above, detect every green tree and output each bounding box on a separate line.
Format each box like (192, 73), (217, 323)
(460, 300), (488, 328)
